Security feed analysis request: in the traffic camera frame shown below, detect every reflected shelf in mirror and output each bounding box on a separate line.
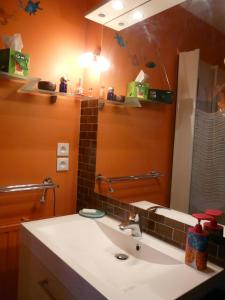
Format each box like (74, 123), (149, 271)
(100, 98), (142, 108)
(100, 97), (172, 110)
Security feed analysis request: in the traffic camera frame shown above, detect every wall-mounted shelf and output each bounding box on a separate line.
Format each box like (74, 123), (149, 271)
(0, 71), (29, 81)
(99, 96), (172, 110)
(100, 98), (142, 109)
(0, 71), (85, 103)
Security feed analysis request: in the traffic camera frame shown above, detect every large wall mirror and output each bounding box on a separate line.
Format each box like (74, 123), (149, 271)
(91, 0), (225, 224)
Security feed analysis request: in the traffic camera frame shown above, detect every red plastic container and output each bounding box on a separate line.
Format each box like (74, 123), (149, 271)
(204, 209), (224, 236)
(185, 213), (212, 271)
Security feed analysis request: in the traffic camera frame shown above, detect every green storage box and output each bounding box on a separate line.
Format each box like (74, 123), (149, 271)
(0, 48), (30, 77)
(148, 89), (173, 104)
(126, 81), (149, 100)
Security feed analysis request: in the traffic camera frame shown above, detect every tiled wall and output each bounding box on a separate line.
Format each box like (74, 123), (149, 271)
(77, 99), (225, 268)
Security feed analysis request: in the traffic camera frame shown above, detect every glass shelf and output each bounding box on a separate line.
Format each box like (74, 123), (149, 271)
(0, 71), (88, 100)
(106, 100), (125, 106)
(0, 71), (29, 81)
(20, 88), (77, 98)
(105, 97), (142, 108)
(101, 97), (168, 110)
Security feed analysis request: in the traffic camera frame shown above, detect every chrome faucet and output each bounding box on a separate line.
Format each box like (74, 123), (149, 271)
(119, 214), (142, 237)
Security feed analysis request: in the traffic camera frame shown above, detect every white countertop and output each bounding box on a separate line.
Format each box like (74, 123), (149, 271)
(21, 214), (223, 300)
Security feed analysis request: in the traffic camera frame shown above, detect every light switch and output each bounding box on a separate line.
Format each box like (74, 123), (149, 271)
(57, 158), (69, 171)
(57, 143), (69, 157)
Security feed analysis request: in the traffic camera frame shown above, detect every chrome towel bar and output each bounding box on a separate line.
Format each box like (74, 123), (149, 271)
(0, 177), (59, 203)
(96, 171), (163, 193)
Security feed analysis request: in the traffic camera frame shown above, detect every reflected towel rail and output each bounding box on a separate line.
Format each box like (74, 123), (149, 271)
(0, 177), (59, 203)
(96, 171), (163, 193)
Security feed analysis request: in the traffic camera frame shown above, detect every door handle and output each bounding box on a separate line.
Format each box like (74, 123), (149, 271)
(38, 279), (57, 300)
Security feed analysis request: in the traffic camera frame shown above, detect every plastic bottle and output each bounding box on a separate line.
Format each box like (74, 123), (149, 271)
(107, 87), (114, 100)
(87, 88), (93, 98)
(76, 78), (84, 95)
(204, 209), (224, 236)
(185, 213), (212, 270)
(59, 77), (67, 93)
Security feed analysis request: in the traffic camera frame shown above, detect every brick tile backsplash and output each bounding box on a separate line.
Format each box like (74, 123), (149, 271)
(173, 229), (186, 245)
(155, 223), (173, 239)
(164, 218), (185, 231)
(77, 99), (225, 268)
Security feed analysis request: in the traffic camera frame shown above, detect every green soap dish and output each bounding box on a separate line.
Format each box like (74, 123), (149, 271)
(79, 209), (105, 219)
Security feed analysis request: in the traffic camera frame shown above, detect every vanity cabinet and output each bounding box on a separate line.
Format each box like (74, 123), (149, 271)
(18, 245), (77, 300)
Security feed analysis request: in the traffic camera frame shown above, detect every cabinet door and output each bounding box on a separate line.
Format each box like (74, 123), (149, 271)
(0, 223), (20, 300)
(18, 245), (77, 300)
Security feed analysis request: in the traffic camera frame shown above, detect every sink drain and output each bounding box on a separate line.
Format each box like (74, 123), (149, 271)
(115, 253), (129, 260)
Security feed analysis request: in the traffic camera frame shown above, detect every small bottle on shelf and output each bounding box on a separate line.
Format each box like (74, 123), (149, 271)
(75, 78), (84, 95)
(59, 77), (68, 93)
(87, 88), (93, 98)
(107, 87), (114, 100)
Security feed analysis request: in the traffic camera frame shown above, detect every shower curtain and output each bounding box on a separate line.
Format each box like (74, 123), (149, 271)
(190, 109), (225, 223)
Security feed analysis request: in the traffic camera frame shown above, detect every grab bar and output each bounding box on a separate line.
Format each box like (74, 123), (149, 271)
(96, 171), (163, 192)
(0, 177), (59, 203)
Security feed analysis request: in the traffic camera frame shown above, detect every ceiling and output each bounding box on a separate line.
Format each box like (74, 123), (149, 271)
(182, 0), (225, 35)
(85, 0), (187, 31)
(86, 0), (225, 34)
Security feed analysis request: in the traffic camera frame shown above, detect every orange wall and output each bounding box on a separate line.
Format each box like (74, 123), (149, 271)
(0, 0), (88, 83)
(94, 5), (225, 205)
(0, 0), (90, 220)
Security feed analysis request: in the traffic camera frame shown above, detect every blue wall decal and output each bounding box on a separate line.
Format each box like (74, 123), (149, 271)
(25, 1), (42, 15)
(115, 33), (126, 48)
(146, 61), (156, 68)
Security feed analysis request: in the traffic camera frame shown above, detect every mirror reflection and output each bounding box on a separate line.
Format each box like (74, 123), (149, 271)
(93, 0), (225, 224)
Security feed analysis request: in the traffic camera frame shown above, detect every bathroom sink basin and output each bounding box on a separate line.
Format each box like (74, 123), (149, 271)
(22, 215), (222, 300)
(96, 221), (181, 266)
(35, 216), (181, 292)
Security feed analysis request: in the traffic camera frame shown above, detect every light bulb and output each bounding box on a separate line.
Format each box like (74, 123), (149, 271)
(133, 11), (143, 21)
(80, 52), (110, 72)
(112, 1), (123, 10)
(97, 56), (110, 72)
(79, 52), (94, 68)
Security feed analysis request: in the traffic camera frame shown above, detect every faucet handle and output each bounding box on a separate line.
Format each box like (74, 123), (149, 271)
(129, 213), (139, 223)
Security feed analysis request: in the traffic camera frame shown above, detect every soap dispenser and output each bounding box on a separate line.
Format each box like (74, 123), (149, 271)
(204, 209), (224, 236)
(185, 213), (212, 271)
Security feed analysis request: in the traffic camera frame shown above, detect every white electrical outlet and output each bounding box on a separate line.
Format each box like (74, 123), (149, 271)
(57, 143), (69, 157)
(57, 158), (69, 171)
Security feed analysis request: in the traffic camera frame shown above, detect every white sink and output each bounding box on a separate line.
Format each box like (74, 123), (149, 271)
(36, 217), (181, 293)
(21, 214), (223, 300)
(96, 221), (181, 265)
